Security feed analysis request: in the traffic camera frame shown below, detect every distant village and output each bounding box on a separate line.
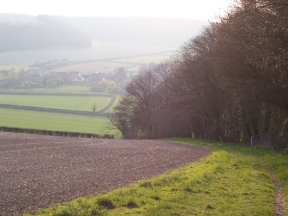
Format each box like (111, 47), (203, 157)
(0, 59), (153, 93)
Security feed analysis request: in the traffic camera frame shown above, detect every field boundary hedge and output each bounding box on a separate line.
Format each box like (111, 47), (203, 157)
(0, 126), (114, 139)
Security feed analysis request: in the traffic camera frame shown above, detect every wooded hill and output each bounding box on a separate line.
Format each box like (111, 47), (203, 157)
(111, 0), (288, 149)
(0, 14), (206, 52)
(0, 15), (92, 52)
(52, 16), (207, 47)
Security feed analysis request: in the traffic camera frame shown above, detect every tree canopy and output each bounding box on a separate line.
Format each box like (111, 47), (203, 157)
(111, 0), (288, 148)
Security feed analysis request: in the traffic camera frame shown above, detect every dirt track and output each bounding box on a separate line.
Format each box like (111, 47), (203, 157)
(0, 132), (210, 216)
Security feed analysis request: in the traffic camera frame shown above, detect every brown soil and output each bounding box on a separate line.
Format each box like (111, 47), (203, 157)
(0, 132), (210, 216)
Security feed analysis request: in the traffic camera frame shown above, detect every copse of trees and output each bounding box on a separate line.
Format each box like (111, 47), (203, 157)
(110, 61), (210, 140)
(110, 0), (288, 148)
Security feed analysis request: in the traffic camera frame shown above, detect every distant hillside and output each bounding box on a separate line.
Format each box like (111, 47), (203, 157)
(53, 16), (207, 47)
(0, 14), (207, 52)
(0, 14), (92, 52)
(0, 13), (36, 23)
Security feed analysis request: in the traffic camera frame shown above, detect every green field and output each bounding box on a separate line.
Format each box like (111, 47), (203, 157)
(29, 139), (288, 216)
(0, 86), (121, 136)
(117, 54), (172, 65)
(0, 108), (120, 137)
(0, 85), (98, 94)
(23, 85), (93, 93)
(0, 94), (111, 111)
(125, 65), (141, 72)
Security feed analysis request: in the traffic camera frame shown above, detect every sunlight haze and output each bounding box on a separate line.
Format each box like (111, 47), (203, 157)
(1, 0), (232, 20)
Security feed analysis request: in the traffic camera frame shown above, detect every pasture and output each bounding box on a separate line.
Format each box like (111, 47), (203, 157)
(0, 85), (111, 95)
(0, 86), (120, 137)
(125, 65), (141, 72)
(0, 108), (119, 136)
(116, 53), (174, 64)
(0, 94), (111, 111)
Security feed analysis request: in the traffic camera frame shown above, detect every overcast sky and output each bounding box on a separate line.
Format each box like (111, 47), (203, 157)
(1, 0), (233, 20)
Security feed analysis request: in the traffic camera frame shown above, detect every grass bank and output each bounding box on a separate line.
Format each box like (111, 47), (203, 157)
(27, 138), (288, 216)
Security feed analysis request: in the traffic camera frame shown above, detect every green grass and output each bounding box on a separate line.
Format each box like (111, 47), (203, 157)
(0, 94), (111, 111)
(30, 85), (93, 93)
(125, 65), (140, 72)
(105, 96), (120, 113)
(0, 85), (95, 94)
(0, 108), (120, 137)
(26, 138), (288, 216)
(117, 54), (171, 64)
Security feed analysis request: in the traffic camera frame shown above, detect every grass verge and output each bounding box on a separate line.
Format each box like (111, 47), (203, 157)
(26, 138), (288, 216)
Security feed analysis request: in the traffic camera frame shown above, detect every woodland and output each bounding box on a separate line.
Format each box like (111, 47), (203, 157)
(111, 0), (288, 148)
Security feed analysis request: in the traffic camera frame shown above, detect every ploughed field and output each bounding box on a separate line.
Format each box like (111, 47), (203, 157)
(0, 132), (210, 215)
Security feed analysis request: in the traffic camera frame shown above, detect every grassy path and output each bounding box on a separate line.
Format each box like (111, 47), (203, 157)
(261, 160), (286, 215)
(27, 138), (288, 216)
(97, 95), (116, 113)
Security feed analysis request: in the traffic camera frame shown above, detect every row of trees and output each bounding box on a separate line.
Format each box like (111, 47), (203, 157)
(111, 0), (288, 148)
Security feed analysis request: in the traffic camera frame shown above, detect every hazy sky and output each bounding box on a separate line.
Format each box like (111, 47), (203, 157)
(1, 0), (232, 20)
